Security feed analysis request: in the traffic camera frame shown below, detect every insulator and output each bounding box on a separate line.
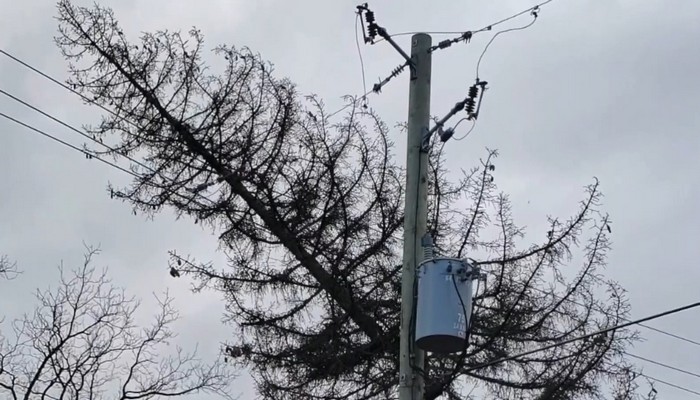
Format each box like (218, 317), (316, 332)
(423, 244), (433, 260)
(368, 23), (378, 39)
(391, 64), (406, 78)
(465, 98), (476, 114)
(468, 84), (479, 99)
(365, 10), (378, 39)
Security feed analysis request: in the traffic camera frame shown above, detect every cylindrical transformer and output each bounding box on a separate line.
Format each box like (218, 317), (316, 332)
(415, 257), (474, 354)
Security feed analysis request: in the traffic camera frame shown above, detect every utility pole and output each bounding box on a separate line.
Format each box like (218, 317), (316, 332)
(399, 33), (432, 400)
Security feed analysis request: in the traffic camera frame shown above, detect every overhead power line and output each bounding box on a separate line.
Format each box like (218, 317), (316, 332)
(465, 300), (700, 372)
(641, 372), (700, 398)
(354, 12), (369, 107)
(475, 14), (539, 80)
(0, 88), (156, 175)
(628, 353), (700, 381)
(534, 322), (700, 392)
(0, 111), (138, 179)
(386, 0), (555, 39)
(528, 281), (700, 348)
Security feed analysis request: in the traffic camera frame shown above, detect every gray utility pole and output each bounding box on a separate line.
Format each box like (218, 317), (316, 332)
(399, 33), (432, 400)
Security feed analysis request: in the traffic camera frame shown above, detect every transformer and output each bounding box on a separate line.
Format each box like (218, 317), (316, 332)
(415, 257), (477, 354)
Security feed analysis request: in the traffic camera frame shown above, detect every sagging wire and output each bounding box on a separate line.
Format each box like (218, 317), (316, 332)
(382, 0), (554, 44)
(451, 118), (477, 142)
(355, 12), (369, 108)
(476, 8), (540, 81)
(424, 7), (541, 149)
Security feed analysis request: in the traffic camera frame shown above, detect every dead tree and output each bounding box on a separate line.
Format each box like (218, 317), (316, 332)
(54, 1), (642, 398)
(0, 246), (236, 399)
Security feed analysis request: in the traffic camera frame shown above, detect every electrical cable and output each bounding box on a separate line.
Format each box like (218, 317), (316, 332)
(355, 13), (369, 108)
(627, 353), (700, 381)
(1, 45), (375, 130)
(496, 279), (700, 379)
(0, 87), (231, 203)
(451, 118), (476, 141)
(467, 264), (700, 384)
(0, 49), (137, 131)
(325, 90), (374, 120)
(1, 110), (280, 235)
(0, 52), (394, 235)
(0, 111), (140, 179)
(526, 284), (700, 348)
(464, 300), (700, 372)
(640, 372), (700, 398)
(533, 322), (700, 391)
(476, 14), (538, 81)
(533, 324), (700, 398)
(0, 88), (157, 175)
(384, 0), (554, 39)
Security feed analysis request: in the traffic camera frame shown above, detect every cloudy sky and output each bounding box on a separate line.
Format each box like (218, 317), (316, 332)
(2, 0), (700, 398)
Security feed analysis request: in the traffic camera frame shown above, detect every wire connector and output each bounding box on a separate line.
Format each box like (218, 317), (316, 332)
(429, 31), (473, 53)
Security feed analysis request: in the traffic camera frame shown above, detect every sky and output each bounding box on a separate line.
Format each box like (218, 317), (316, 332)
(1, 0), (700, 399)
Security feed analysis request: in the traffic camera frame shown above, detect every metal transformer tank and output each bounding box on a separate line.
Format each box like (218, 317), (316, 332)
(415, 257), (475, 354)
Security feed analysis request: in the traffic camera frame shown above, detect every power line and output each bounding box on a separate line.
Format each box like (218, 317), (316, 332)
(527, 283), (700, 348)
(628, 353), (700, 381)
(0, 53), (388, 237)
(0, 111), (139, 179)
(0, 49), (124, 127)
(641, 372), (700, 398)
(0, 88), (157, 175)
(534, 326), (700, 393)
(465, 300), (700, 372)
(355, 12), (369, 107)
(0, 88), (227, 208)
(325, 91), (374, 120)
(386, 0), (555, 39)
(0, 44), (375, 132)
(476, 14), (539, 81)
(452, 118), (476, 141)
(534, 324), (700, 392)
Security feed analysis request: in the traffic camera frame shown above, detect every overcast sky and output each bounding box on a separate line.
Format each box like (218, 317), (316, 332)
(2, 0), (700, 399)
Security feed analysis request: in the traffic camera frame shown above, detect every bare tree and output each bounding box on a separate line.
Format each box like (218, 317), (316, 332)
(0, 255), (19, 280)
(0, 246), (236, 400)
(54, 1), (642, 398)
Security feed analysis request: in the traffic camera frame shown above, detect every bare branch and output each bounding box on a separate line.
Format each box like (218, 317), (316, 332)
(0, 246), (237, 400)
